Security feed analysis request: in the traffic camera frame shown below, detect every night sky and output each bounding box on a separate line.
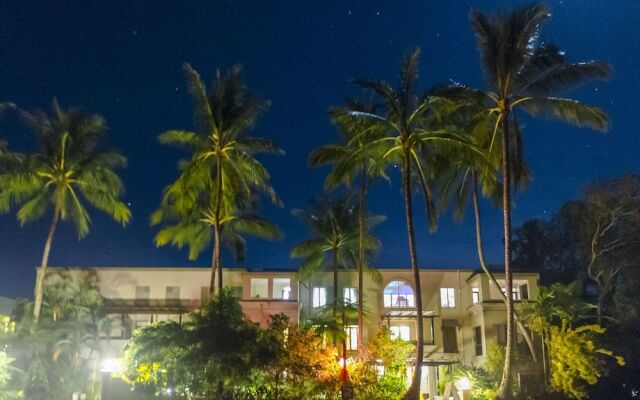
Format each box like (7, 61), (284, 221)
(0, 1), (638, 298)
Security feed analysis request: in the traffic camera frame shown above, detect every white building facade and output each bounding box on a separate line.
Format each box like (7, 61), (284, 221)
(47, 266), (539, 399)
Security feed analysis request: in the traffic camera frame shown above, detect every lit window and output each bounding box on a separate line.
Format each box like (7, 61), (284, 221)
(383, 280), (415, 308)
(390, 325), (411, 341)
(345, 325), (358, 350)
(250, 278), (269, 299)
(440, 288), (456, 308)
(312, 287), (327, 308)
(472, 287), (481, 304)
(343, 287), (357, 305)
(273, 278), (291, 300)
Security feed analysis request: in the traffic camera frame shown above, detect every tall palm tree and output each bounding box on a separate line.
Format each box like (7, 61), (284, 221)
(152, 63), (282, 294)
(309, 99), (387, 350)
(457, 4), (612, 397)
(0, 100), (131, 322)
(433, 93), (538, 361)
(290, 195), (382, 317)
(342, 48), (479, 400)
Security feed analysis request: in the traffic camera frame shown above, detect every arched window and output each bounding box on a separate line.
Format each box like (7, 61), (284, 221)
(383, 280), (415, 308)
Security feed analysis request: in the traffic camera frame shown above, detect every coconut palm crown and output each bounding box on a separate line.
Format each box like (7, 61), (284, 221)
(0, 100), (131, 322)
(152, 63), (282, 294)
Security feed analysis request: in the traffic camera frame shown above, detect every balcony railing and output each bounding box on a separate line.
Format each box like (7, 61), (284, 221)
(103, 298), (201, 313)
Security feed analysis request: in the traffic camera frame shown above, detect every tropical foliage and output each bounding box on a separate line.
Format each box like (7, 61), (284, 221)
(519, 282), (623, 399)
(0, 270), (112, 400)
(121, 290), (341, 400)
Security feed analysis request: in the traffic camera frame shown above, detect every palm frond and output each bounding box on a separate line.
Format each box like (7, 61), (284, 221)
(520, 97), (609, 132)
(231, 215), (282, 241)
(183, 63), (215, 134)
(470, 9), (499, 88)
(158, 130), (208, 149)
(290, 239), (325, 258)
(524, 61), (612, 96)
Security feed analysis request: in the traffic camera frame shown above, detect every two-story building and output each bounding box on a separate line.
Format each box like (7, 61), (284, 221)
(45, 266), (538, 399)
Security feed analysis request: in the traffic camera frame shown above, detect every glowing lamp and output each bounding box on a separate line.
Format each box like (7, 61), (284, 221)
(101, 358), (123, 373)
(457, 376), (472, 391)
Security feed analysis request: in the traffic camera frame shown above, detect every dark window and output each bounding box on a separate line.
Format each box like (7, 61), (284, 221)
(231, 286), (243, 298)
(135, 286), (150, 305)
(495, 324), (507, 346)
(442, 326), (458, 353)
(166, 286), (180, 305)
(520, 284), (529, 300)
(474, 326), (483, 356)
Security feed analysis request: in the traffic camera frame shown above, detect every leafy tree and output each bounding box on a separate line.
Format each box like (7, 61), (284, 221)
(253, 314), (340, 400)
(579, 176), (640, 324)
(444, 4), (612, 396)
(547, 322), (624, 399)
(0, 101), (131, 322)
(513, 176), (640, 325)
(121, 321), (194, 398)
(344, 48), (478, 400)
(349, 327), (414, 400)
(152, 64), (282, 295)
(123, 289), (262, 400)
(519, 282), (623, 398)
(310, 98), (388, 351)
(122, 295), (341, 400)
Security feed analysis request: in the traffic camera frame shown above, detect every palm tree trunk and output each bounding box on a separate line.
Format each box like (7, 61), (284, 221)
(33, 208), (60, 322)
(402, 151), (424, 400)
(471, 175), (537, 362)
(357, 163), (367, 351)
(497, 110), (515, 400)
(212, 156), (223, 295)
(541, 326), (547, 384)
(213, 223), (222, 294)
(333, 249), (339, 318)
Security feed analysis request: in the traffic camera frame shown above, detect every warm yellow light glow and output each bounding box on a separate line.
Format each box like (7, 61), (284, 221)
(101, 358), (123, 373)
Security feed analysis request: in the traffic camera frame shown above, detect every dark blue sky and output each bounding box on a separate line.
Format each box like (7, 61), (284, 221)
(0, 1), (638, 298)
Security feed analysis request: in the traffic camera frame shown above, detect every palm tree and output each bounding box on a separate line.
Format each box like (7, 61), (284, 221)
(433, 93), (538, 362)
(152, 63), (282, 294)
(0, 100), (131, 322)
(290, 195), (382, 317)
(343, 48), (479, 400)
(309, 99), (387, 350)
(458, 4), (612, 397)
